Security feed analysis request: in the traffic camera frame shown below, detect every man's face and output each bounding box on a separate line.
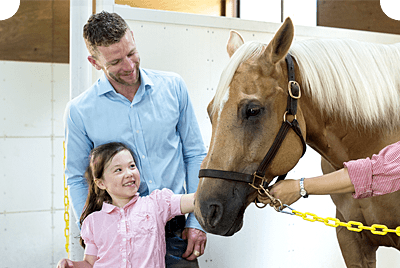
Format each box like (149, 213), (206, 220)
(90, 31), (141, 88)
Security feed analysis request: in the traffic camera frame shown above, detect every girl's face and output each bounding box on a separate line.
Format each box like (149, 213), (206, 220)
(96, 149), (141, 208)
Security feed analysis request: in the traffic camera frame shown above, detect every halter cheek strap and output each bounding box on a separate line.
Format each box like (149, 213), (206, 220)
(199, 54), (307, 189)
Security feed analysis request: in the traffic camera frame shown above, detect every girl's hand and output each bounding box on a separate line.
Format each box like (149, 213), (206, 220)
(56, 258), (74, 268)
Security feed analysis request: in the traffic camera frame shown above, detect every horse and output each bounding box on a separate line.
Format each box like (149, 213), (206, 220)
(194, 17), (400, 267)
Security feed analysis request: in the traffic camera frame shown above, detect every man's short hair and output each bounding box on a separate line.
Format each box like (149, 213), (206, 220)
(83, 11), (130, 57)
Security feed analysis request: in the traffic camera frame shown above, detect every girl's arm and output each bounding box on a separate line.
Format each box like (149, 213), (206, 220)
(56, 255), (96, 268)
(180, 193), (195, 214)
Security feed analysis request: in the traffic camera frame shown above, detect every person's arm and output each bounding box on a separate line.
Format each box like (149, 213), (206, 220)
(345, 140), (400, 198)
(175, 76), (208, 260)
(64, 102), (92, 224)
(270, 140), (400, 205)
(180, 193), (195, 214)
(175, 76), (207, 229)
(56, 255), (96, 268)
(305, 168), (355, 195)
(270, 168), (354, 206)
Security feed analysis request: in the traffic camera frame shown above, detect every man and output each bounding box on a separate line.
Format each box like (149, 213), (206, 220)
(64, 11), (207, 267)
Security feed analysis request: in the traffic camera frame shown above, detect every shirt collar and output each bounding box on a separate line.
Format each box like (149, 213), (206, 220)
(97, 73), (115, 96)
(101, 193), (140, 213)
(139, 68), (154, 89)
(97, 68), (154, 97)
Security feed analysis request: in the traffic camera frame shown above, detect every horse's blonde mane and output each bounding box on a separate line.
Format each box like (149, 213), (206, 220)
(290, 39), (400, 130)
(213, 37), (400, 130)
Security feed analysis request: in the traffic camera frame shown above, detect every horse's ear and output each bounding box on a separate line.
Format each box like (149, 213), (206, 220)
(227, 30), (244, 58)
(264, 17), (294, 65)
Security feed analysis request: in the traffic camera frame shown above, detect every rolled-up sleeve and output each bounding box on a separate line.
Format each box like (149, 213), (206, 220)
(64, 102), (92, 223)
(175, 76), (207, 231)
(344, 141), (400, 199)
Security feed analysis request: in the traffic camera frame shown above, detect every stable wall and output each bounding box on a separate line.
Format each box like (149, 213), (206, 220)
(0, 62), (70, 267)
(2, 5), (400, 268)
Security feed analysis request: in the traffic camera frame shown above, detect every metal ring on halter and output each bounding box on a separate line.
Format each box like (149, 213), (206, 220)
(283, 111), (297, 122)
(254, 198), (268, 208)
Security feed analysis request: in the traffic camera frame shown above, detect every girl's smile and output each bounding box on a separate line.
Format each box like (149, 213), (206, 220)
(95, 149), (141, 207)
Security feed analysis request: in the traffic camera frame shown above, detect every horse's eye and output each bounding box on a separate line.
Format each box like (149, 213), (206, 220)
(246, 107), (260, 117)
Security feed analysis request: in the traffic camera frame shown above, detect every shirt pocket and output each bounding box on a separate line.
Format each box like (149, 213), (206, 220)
(129, 212), (156, 236)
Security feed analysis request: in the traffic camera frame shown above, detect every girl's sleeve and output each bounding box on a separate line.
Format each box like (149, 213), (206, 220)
(152, 188), (183, 224)
(80, 216), (98, 257)
(344, 140), (400, 199)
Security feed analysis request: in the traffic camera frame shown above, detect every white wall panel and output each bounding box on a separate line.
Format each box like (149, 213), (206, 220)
(0, 61), (53, 137)
(53, 65), (71, 137)
(0, 212), (63, 267)
(0, 138), (52, 211)
(0, 62), (69, 268)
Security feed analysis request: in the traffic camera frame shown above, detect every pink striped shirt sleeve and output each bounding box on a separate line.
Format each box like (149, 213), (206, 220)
(344, 140), (400, 199)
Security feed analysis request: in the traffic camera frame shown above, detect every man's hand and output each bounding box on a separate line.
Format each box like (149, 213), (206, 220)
(181, 228), (207, 260)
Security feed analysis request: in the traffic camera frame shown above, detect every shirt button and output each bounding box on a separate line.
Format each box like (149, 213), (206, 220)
(149, 180), (152, 184)
(123, 259), (126, 262)
(120, 209), (124, 213)
(142, 155), (145, 159)
(136, 130), (139, 133)
(123, 238), (126, 241)
(121, 219), (125, 223)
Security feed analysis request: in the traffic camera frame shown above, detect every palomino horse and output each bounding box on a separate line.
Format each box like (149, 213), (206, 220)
(194, 17), (400, 267)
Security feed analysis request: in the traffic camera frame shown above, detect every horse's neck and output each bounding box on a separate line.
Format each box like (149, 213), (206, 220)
(300, 92), (400, 170)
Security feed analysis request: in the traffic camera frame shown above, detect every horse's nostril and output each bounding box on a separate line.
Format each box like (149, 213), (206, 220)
(207, 203), (223, 228)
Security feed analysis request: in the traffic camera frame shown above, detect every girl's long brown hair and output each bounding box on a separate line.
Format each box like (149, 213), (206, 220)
(79, 142), (136, 248)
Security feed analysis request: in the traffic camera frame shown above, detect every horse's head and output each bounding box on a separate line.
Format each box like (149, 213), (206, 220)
(195, 18), (307, 236)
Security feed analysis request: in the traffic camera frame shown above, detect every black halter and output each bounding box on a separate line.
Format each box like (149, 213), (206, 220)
(199, 54), (307, 189)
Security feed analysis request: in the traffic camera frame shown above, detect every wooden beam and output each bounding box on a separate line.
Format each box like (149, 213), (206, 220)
(317, 0), (400, 35)
(0, 0), (69, 63)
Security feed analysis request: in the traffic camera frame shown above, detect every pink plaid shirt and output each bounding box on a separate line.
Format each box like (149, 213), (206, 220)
(81, 188), (183, 268)
(344, 140), (400, 199)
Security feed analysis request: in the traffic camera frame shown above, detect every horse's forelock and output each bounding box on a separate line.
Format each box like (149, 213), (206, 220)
(211, 41), (266, 118)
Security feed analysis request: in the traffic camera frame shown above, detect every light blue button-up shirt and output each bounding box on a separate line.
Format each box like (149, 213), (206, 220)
(64, 68), (207, 230)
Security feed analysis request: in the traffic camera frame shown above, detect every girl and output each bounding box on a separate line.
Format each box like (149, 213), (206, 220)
(57, 142), (196, 268)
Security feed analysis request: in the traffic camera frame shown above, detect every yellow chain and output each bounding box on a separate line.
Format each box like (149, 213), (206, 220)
(291, 210), (400, 236)
(63, 141), (70, 256)
(255, 184), (400, 236)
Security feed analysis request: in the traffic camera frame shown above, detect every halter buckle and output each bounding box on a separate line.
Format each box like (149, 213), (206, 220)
(249, 171), (266, 190)
(288, 80), (301, 99)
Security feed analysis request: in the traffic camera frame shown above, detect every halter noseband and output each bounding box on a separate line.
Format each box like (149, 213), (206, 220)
(199, 54), (307, 193)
